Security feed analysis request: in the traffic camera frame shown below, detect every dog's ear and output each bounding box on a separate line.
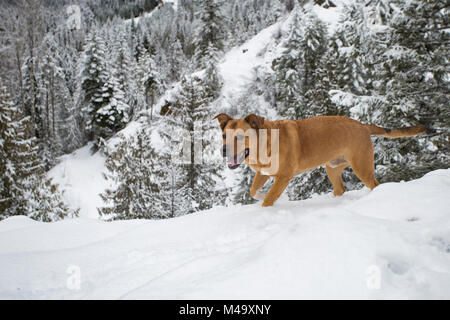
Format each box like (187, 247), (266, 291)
(245, 114), (264, 129)
(213, 113), (232, 130)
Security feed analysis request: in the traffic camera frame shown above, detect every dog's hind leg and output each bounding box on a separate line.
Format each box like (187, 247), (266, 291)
(349, 145), (380, 190)
(250, 171), (270, 200)
(326, 163), (348, 196)
(262, 175), (292, 207)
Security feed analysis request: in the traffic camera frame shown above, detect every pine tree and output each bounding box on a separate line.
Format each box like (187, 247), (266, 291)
(155, 150), (187, 218)
(99, 130), (164, 221)
(22, 56), (42, 140)
(159, 76), (225, 214)
(272, 8), (327, 119)
(167, 32), (185, 82)
(372, 0), (450, 180)
(193, 0), (227, 70)
(138, 48), (164, 120)
(0, 82), (41, 218)
(0, 81), (75, 221)
(80, 31), (130, 146)
(39, 48), (64, 169)
(48, 35), (82, 154)
(334, 2), (371, 95)
(113, 35), (139, 120)
(298, 11), (328, 117)
(27, 178), (79, 222)
(272, 6), (304, 119)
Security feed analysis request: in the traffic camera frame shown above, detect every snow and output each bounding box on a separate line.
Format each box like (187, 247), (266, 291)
(29, 4), (449, 299)
(48, 145), (108, 219)
(125, 0), (177, 25)
(1, 169), (449, 299)
(218, 21), (285, 110)
(311, 1), (343, 34)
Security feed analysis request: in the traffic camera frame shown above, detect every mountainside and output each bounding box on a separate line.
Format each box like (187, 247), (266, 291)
(1, 169), (449, 299)
(1, 0), (448, 300)
(47, 2), (343, 219)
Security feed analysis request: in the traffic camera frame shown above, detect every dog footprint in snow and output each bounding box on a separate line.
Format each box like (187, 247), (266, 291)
(430, 237), (450, 253)
(387, 261), (410, 275)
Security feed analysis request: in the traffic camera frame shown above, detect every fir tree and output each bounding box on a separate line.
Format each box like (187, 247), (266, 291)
(159, 76), (225, 214)
(333, 2), (371, 95)
(272, 6), (304, 119)
(27, 178), (79, 222)
(374, 0), (449, 180)
(0, 81), (75, 221)
(138, 48), (164, 120)
(80, 31), (130, 146)
(156, 150), (187, 218)
(99, 130), (164, 221)
(193, 0), (227, 70)
(272, 8), (327, 119)
(0, 82), (42, 218)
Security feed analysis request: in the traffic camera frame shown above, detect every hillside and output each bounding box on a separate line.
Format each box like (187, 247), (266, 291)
(1, 169), (449, 299)
(1, 0), (448, 300)
(47, 2), (344, 219)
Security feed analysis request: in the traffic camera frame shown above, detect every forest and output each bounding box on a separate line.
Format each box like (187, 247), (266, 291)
(0, 0), (448, 221)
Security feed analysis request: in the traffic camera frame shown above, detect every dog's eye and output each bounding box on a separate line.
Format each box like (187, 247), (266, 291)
(222, 134), (226, 140)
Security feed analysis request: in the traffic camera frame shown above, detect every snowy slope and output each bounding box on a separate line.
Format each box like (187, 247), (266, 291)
(125, 0), (178, 24)
(48, 145), (108, 219)
(48, 2), (349, 219)
(48, 12), (293, 217)
(1, 170), (449, 299)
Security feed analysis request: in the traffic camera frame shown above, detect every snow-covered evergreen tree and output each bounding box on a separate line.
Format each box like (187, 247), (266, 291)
(0, 82), (41, 218)
(99, 130), (165, 220)
(333, 2), (371, 95)
(374, 0), (449, 180)
(193, 0), (227, 70)
(156, 150), (187, 218)
(272, 8), (327, 119)
(80, 31), (130, 146)
(138, 48), (164, 120)
(27, 177), (79, 222)
(0, 81), (75, 221)
(159, 76), (225, 214)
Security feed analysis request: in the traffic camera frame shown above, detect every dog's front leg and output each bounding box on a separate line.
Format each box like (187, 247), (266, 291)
(250, 171), (270, 201)
(262, 175), (292, 207)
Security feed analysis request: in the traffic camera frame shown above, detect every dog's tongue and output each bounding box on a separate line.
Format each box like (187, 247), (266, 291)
(227, 156), (239, 166)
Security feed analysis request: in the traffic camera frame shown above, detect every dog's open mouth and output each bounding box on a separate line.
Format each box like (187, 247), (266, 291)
(227, 148), (250, 170)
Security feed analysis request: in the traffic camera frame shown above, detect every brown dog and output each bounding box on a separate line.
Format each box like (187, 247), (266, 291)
(214, 114), (426, 207)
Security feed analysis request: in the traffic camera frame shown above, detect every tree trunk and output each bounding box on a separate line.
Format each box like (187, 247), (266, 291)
(50, 76), (55, 138)
(15, 44), (25, 114)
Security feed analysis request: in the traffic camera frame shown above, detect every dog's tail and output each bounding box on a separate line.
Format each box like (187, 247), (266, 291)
(365, 123), (427, 138)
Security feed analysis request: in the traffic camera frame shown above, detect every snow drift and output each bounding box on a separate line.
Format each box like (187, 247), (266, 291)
(1, 169), (449, 299)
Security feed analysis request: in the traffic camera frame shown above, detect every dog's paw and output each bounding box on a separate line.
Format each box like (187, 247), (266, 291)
(262, 200), (274, 207)
(252, 190), (266, 201)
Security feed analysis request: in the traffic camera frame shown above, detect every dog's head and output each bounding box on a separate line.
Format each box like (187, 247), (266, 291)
(213, 113), (265, 170)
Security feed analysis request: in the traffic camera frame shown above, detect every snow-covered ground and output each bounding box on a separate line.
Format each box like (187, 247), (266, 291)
(12, 2), (447, 300)
(48, 145), (108, 219)
(125, 0), (178, 24)
(1, 169), (449, 299)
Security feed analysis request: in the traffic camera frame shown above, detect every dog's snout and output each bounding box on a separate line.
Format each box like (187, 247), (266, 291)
(222, 145), (227, 157)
